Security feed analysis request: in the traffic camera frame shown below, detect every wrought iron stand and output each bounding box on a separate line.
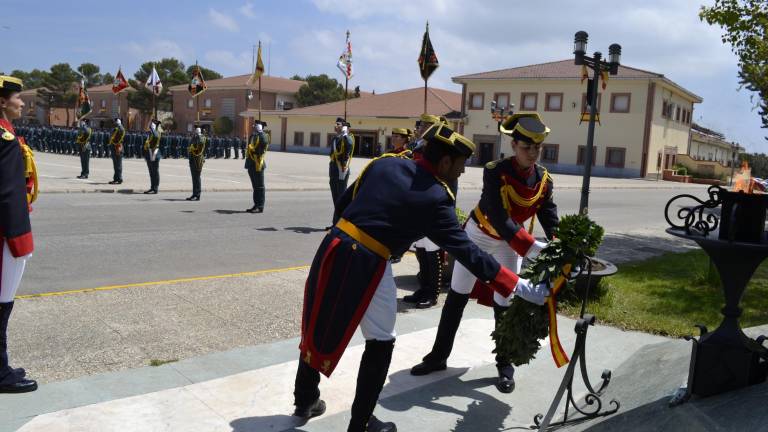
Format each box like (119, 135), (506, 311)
(534, 257), (620, 430)
(665, 186), (768, 406)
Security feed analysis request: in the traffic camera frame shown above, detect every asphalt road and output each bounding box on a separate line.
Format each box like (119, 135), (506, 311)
(20, 186), (705, 295)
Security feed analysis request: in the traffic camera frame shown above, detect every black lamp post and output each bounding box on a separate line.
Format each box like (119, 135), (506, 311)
(491, 100), (514, 160)
(574, 31), (621, 215)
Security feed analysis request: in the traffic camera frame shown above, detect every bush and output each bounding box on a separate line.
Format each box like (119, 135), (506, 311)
(213, 116), (234, 135)
(672, 164), (688, 176)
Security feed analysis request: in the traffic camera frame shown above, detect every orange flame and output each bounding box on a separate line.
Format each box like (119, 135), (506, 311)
(733, 161), (754, 194)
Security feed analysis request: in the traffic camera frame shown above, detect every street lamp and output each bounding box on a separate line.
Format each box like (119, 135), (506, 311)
(574, 30), (622, 215)
(491, 100), (514, 160)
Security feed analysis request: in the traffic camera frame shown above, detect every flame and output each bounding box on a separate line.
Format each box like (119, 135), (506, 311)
(733, 161), (754, 194)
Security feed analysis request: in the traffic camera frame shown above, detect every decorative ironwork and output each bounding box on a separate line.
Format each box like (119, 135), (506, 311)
(533, 257), (620, 430)
(664, 185), (723, 236)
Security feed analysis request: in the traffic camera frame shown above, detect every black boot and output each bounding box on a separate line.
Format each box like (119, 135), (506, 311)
(410, 290), (469, 376)
(493, 303), (515, 393)
(403, 248), (429, 304)
(347, 339), (396, 432)
(416, 250), (443, 308)
(0, 302), (37, 393)
(292, 359), (326, 419)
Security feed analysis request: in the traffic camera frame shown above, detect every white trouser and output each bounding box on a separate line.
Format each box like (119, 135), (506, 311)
(359, 262), (397, 341)
(0, 242), (30, 303)
(412, 237), (440, 251)
(450, 218), (522, 307)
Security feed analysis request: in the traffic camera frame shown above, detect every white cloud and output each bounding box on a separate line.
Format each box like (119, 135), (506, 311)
(209, 8), (239, 32)
(204, 50), (252, 75)
(239, 2), (256, 18)
(125, 39), (187, 63)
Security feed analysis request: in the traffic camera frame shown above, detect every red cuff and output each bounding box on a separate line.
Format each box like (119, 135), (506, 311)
(488, 266), (519, 298)
(7, 232), (34, 257)
(508, 228), (535, 256)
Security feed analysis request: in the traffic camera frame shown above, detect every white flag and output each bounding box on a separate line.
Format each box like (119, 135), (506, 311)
(337, 30), (353, 80)
(145, 66), (163, 95)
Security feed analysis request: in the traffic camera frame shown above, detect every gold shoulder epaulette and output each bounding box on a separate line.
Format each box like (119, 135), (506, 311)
(0, 126), (14, 141)
(485, 159), (501, 170)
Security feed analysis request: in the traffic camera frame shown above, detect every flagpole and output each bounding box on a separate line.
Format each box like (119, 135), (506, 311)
(344, 77), (349, 120)
(423, 79), (428, 115)
(258, 41), (263, 122)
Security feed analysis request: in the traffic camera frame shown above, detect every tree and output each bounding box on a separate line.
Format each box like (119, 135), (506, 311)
(102, 72), (114, 86)
(38, 63), (79, 125)
(185, 65), (222, 81)
(700, 1), (768, 139)
(77, 62), (103, 86)
(213, 116), (233, 135)
(293, 74), (346, 107)
(128, 58), (188, 118)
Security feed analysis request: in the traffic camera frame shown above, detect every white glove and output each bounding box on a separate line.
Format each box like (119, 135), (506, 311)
(513, 277), (550, 305)
(525, 240), (548, 260)
(341, 126), (349, 136)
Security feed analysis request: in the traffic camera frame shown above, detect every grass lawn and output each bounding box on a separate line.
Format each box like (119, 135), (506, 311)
(558, 250), (768, 338)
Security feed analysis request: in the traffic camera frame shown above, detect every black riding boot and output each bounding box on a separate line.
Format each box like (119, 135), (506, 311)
(493, 303), (515, 393)
(292, 359), (326, 419)
(416, 250), (443, 308)
(403, 248), (429, 304)
(348, 339), (397, 432)
(410, 290), (469, 375)
(0, 302), (37, 393)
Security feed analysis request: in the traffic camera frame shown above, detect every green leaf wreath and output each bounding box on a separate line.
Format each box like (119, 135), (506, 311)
(492, 214), (605, 366)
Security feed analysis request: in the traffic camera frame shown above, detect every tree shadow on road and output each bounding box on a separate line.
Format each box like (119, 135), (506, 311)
(214, 209), (251, 214)
(284, 227), (327, 234)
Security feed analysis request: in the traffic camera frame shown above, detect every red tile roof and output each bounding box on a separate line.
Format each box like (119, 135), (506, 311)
(246, 87), (460, 118)
(169, 74), (305, 94)
(453, 59), (662, 80)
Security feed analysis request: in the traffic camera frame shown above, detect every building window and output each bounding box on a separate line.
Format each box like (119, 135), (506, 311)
(468, 92), (484, 110)
(294, 131), (304, 146)
(520, 92), (538, 110)
(327, 133), (336, 147)
(661, 100), (668, 118)
(283, 102), (294, 110)
(204, 98), (212, 108)
(605, 147), (626, 168)
(385, 136), (393, 151)
(545, 93), (563, 112)
(610, 93), (631, 113)
(100, 99), (107, 109)
(310, 132), (321, 147)
(676, 106), (681, 122)
(187, 99), (194, 109)
(187, 123), (193, 132)
(541, 144), (559, 163)
(577, 145), (597, 166)
(581, 93), (602, 113)
(493, 93), (510, 110)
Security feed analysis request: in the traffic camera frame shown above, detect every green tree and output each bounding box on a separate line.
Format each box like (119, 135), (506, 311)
(185, 65), (222, 81)
(128, 58), (188, 118)
(293, 74), (345, 107)
(213, 116), (234, 135)
(77, 62), (103, 86)
(38, 63), (79, 125)
(700, 1), (768, 138)
(742, 153), (768, 178)
(102, 72), (115, 86)
(10, 69), (49, 89)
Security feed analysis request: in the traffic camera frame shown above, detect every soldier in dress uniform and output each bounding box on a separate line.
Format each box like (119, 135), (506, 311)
(143, 119), (162, 194)
(75, 118), (92, 179)
(410, 113), (559, 394)
(403, 114), (452, 309)
(292, 123), (550, 432)
(328, 117), (354, 220)
(244, 120), (269, 213)
(186, 125), (207, 201)
(0, 75), (38, 393)
(389, 128), (413, 155)
(109, 118), (125, 184)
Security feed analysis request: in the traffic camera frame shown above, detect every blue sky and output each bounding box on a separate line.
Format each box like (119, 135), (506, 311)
(3, 0), (765, 152)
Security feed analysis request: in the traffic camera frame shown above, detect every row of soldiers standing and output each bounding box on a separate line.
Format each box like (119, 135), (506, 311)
(13, 124), (250, 160)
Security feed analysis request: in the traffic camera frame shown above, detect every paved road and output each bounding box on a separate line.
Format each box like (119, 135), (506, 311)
(22, 185), (707, 295)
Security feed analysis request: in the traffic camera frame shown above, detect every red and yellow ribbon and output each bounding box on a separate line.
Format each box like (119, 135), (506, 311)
(546, 263), (572, 367)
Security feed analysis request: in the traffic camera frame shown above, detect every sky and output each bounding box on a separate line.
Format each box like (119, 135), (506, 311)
(3, 0), (765, 152)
